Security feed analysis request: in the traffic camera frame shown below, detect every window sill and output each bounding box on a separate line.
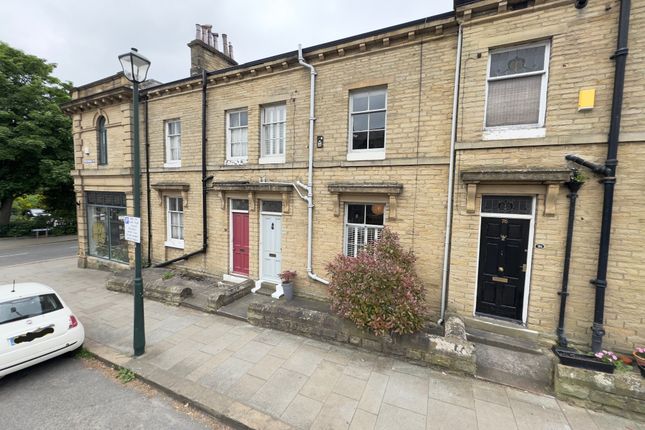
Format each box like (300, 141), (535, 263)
(346, 150), (386, 161)
(224, 158), (248, 166)
(164, 240), (184, 249)
(259, 156), (285, 165)
(164, 161), (181, 168)
(483, 127), (546, 141)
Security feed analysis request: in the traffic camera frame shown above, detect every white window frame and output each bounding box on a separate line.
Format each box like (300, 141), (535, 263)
(259, 103), (286, 164)
(165, 196), (184, 249)
(343, 203), (385, 257)
(226, 108), (248, 164)
(164, 119), (181, 168)
(347, 87), (387, 161)
(483, 40), (550, 141)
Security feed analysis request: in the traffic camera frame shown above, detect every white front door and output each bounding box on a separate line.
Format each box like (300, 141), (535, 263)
(261, 213), (282, 282)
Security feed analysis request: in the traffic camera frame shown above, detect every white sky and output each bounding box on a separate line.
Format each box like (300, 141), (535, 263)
(0, 0), (453, 86)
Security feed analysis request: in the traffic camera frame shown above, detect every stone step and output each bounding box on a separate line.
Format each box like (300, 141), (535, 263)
(216, 293), (277, 322)
(467, 327), (543, 355)
(464, 316), (539, 343)
(475, 343), (554, 394)
(255, 282), (278, 297)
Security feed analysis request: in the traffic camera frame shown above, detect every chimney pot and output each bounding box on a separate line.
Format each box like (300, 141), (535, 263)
(222, 34), (229, 56)
(195, 24), (202, 41)
(228, 42), (234, 60)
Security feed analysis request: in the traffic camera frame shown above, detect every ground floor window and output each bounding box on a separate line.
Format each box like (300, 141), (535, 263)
(165, 196), (184, 248)
(344, 203), (384, 257)
(86, 192), (128, 263)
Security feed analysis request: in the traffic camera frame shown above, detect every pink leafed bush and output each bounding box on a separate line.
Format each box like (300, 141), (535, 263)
(326, 228), (427, 336)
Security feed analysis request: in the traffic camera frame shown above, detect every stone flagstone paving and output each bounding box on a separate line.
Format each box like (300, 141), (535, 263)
(1, 256), (642, 430)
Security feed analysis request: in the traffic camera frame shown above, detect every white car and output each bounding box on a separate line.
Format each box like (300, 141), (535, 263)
(0, 282), (84, 378)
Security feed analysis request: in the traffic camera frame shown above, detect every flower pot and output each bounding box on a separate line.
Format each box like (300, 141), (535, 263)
(619, 354), (633, 366)
(638, 363), (645, 378)
(633, 352), (645, 367)
(553, 347), (615, 374)
(282, 282), (294, 301)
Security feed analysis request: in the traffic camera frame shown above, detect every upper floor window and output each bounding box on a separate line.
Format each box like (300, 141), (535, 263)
(344, 203), (384, 257)
(226, 109), (248, 163)
(165, 196), (184, 249)
(165, 119), (181, 167)
(97, 116), (108, 165)
(484, 41), (550, 139)
(260, 103), (286, 164)
(348, 88), (387, 161)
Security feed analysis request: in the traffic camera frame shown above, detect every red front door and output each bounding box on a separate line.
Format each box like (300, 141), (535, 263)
(232, 212), (249, 275)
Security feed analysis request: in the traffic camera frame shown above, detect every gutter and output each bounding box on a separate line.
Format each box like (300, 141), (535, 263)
(144, 96), (152, 266)
(298, 45), (329, 286)
(565, 0), (630, 351)
(155, 70), (211, 268)
(438, 24), (463, 325)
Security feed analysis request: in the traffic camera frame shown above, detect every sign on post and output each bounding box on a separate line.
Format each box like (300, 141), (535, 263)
(124, 216), (141, 243)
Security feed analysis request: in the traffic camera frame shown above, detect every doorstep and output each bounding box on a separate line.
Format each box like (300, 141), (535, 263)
(464, 315), (540, 343)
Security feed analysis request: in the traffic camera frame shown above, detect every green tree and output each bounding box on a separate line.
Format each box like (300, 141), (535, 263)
(0, 42), (73, 225)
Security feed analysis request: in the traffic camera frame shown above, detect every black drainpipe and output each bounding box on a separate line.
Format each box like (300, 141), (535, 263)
(155, 70), (210, 268)
(556, 175), (583, 348)
(565, 0), (630, 352)
(144, 95), (152, 267)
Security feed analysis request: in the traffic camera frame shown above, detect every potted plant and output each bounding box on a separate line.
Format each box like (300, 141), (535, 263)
(633, 346), (645, 377)
(279, 270), (297, 301)
(554, 347), (615, 373)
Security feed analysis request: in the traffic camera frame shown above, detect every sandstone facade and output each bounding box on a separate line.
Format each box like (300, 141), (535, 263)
(62, 0), (645, 352)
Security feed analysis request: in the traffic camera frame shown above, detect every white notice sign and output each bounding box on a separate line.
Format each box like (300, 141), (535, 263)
(124, 216), (141, 243)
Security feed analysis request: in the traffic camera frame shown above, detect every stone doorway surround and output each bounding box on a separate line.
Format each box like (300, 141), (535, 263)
(461, 168), (571, 216)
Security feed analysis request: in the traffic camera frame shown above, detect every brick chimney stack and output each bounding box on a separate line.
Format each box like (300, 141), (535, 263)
(188, 24), (237, 76)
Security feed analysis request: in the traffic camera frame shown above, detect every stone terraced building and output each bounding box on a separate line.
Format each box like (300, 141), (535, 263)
(62, 0), (645, 354)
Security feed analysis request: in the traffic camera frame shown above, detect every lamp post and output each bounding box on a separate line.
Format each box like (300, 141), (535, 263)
(119, 48), (150, 357)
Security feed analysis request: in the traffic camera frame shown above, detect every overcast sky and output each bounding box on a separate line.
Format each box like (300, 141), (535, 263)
(0, 0), (452, 86)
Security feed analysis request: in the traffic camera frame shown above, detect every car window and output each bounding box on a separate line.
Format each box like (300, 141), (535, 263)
(0, 294), (64, 324)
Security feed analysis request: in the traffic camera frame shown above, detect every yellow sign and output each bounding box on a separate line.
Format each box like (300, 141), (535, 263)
(578, 88), (595, 111)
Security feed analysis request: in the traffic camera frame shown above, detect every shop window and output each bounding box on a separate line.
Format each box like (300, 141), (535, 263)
(86, 192), (128, 263)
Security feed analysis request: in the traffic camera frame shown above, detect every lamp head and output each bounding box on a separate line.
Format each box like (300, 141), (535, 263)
(118, 48), (151, 83)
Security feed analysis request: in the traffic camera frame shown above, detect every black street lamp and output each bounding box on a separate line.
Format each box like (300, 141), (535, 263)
(119, 48), (150, 357)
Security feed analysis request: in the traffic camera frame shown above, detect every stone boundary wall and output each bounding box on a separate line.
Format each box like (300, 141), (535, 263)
(207, 280), (254, 311)
(247, 302), (476, 375)
(106, 269), (192, 306)
(554, 364), (644, 421)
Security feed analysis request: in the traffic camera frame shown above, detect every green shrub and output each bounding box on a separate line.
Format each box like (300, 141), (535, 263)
(326, 228), (428, 336)
(0, 216), (76, 237)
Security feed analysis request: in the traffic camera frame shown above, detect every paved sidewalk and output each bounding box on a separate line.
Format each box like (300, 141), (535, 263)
(1, 258), (641, 430)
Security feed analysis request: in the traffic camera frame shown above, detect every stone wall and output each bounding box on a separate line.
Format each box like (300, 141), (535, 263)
(554, 364), (644, 421)
(105, 268), (192, 306)
(247, 301), (476, 375)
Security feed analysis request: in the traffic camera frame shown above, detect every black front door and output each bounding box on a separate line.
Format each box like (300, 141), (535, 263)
(476, 217), (530, 321)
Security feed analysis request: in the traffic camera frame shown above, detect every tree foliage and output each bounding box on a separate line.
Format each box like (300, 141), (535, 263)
(0, 42), (73, 224)
(326, 228), (428, 336)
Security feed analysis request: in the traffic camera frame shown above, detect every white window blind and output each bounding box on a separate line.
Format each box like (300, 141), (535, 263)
(261, 104), (286, 160)
(485, 42), (550, 128)
(344, 203), (384, 257)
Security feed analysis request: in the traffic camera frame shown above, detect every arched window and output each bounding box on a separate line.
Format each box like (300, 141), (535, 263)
(97, 116), (108, 165)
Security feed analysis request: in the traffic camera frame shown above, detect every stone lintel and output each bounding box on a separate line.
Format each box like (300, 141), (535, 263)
(461, 169), (570, 216)
(211, 181), (293, 193)
(151, 182), (190, 207)
(211, 182), (292, 211)
(328, 183), (403, 219)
